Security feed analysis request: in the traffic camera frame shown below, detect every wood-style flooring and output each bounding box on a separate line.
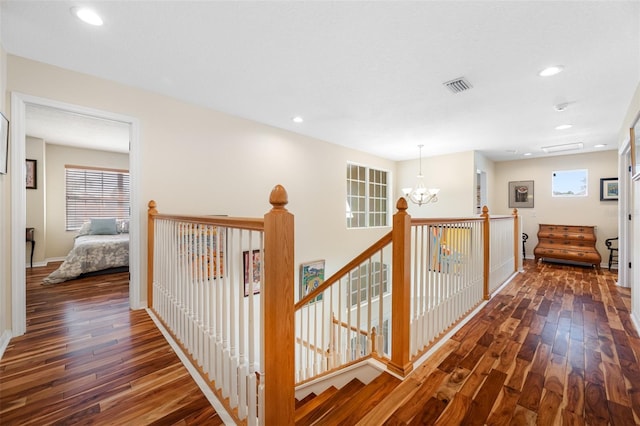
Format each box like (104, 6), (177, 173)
(0, 263), (223, 425)
(356, 260), (640, 425)
(2, 260), (638, 425)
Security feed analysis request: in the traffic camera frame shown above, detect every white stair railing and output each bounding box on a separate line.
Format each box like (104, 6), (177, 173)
(409, 219), (485, 357)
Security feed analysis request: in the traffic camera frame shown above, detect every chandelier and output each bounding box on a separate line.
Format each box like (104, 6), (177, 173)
(402, 144), (440, 206)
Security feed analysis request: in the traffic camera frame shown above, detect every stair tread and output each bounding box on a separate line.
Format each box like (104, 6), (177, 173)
(295, 387), (338, 422)
(315, 372), (402, 425)
(296, 392), (317, 409)
(295, 378), (365, 425)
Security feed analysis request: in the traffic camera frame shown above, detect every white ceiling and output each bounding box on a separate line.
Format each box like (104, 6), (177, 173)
(2, 1), (639, 161)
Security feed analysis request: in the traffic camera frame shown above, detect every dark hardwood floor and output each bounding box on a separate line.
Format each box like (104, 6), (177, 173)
(0, 263), (223, 425)
(2, 260), (638, 425)
(357, 260), (639, 425)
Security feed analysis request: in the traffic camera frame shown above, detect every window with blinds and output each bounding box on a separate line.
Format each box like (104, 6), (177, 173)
(65, 165), (130, 230)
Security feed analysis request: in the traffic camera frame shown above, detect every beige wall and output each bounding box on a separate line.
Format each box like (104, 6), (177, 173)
(0, 31), (9, 337)
(7, 55), (397, 312)
(25, 137), (45, 265)
(495, 150), (618, 264)
(396, 150), (476, 217)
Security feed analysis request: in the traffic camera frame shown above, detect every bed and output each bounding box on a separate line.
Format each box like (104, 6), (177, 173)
(43, 218), (129, 284)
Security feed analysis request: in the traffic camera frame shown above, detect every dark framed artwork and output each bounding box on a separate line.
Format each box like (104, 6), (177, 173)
(243, 249), (261, 296)
(508, 180), (534, 208)
(0, 112), (8, 174)
(26, 159), (37, 189)
(600, 177), (618, 201)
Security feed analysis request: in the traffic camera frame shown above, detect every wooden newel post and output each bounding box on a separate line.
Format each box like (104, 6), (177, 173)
(388, 197), (413, 377)
(147, 200), (158, 309)
(264, 185), (295, 425)
(512, 208), (520, 272)
(481, 206), (490, 300)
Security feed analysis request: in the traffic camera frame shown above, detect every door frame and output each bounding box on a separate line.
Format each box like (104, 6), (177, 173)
(10, 92), (141, 336)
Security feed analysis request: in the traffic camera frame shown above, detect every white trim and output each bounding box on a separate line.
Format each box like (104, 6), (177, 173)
(10, 92), (142, 336)
(146, 309), (235, 425)
(0, 330), (13, 360)
(10, 93), (26, 336)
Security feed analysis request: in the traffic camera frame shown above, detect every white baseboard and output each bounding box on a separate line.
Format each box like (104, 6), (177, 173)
(0, 330), (13, 360)
(631, 312), (640, 336)
(145, 309), (235, 425)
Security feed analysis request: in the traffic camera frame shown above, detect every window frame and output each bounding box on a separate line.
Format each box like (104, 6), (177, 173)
(65, 164), (131, 231)
(346, 162), (391, 229)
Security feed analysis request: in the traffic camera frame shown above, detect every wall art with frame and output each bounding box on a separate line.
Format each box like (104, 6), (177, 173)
(26, 159), (37, 189)
(243, 249), (261, 296)
(508, 180), (534, 208)
(632, 110), (640, 180)
(300, 260), (325, 303)
(600, 177), (618, 201)
(0, 112), (8, 175)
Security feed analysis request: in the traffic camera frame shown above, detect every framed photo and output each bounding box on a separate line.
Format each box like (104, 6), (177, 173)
(243, 249), (261, 296)
(600, 177), (618, 201)
(632, 111), (640, 180)
(300, 260), (325, 303)
(508, 180), (534, 208)
(26, 159), (37, 189)
(0, 112), (8, 174)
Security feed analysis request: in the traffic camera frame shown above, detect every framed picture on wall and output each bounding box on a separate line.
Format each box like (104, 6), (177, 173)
(243, 249), (261, 296)
(632, 111), (640, 180)
(508, 180), (534, 208)
(0, 112), (8, 175)
(26, 159), (37, 189)
(600, 177), (618, 201)
(300, 260), (325, 303)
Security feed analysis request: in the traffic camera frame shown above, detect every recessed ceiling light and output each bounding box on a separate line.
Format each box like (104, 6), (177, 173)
(539, 65), (564, 77)
(523, 152), (533, 156)
(72, 7), (103, 26)
(554, 102), (569, 112)
(292, 116), (303, 123)
(594, 144), (607, 148)
(555, 124), (573, 130)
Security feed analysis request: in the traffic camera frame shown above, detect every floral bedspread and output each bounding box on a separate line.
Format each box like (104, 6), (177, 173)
(43, 234), (129, 284)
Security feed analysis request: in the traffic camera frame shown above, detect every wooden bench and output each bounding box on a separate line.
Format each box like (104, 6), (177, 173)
(534, 224), (601, 270)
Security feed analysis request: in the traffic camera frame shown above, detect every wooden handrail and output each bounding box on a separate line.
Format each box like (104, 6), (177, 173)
(294, 231), (393, 309)
(411, 217), (484, 225)
(152, 213), (264, 231)
(332, 317), (370, 337)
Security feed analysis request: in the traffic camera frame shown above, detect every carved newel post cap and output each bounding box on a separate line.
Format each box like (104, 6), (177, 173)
(396, 197), (408, 212)
(269, 185), (289, 210)
(148, 200), (157, 214)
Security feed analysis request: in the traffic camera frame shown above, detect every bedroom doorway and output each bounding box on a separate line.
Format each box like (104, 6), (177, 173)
(10, 93), (141, 336)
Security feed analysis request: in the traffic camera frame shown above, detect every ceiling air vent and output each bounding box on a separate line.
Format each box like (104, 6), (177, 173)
(443, 77), (473, 94)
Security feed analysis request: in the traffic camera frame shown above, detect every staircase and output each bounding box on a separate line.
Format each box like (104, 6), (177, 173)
(295, 372), (401, 425)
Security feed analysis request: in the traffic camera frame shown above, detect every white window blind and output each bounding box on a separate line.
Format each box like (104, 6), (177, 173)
(65, 165), (130, 230)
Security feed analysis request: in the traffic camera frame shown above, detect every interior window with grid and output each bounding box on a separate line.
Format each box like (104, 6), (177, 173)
(65, 165), (130, 230)
(349, 262), (389, 307)
(346, 163), (389, 228)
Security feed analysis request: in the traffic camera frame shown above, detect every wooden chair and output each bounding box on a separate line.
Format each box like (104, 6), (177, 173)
(605, 237), (618, 271)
